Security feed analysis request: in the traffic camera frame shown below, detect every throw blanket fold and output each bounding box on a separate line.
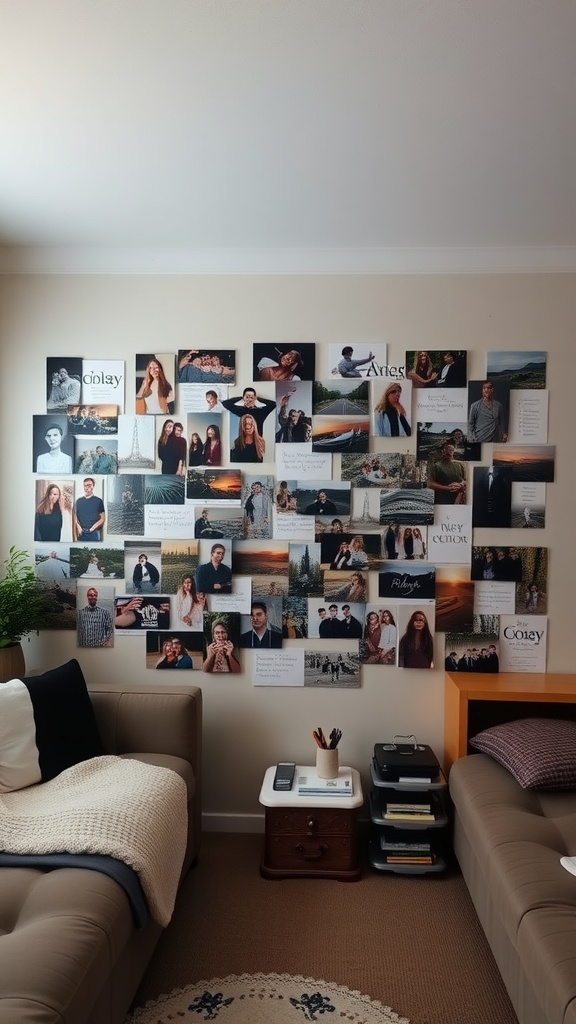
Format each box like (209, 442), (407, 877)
(0, 755), (188, 927)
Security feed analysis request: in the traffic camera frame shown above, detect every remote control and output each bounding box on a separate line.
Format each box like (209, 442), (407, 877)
(273, 762), (296, 791)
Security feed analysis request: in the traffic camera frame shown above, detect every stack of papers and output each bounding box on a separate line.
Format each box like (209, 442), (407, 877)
(297, 767), (353, 796)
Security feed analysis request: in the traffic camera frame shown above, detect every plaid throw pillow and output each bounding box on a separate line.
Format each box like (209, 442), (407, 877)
(469, 718), (576, 789)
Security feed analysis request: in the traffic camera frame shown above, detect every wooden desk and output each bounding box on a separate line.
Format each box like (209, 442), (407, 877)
(444, 672), (576, 774)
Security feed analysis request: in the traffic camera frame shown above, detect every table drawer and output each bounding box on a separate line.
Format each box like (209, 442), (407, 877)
(264, 806), (356, 836)
(265, 832), (357, 872)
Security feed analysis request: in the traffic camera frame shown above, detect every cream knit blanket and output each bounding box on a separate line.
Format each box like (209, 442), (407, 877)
(0, 755), (188, 927)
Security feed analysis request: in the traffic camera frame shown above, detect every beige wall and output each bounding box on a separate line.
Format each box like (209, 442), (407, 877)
(0, 272), (573, 828)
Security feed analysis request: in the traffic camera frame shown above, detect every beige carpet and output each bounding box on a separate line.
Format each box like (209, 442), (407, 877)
(131, 832), (518, 1024)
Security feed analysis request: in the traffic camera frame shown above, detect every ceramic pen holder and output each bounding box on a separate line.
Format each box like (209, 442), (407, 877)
(316, 747), (339, 779)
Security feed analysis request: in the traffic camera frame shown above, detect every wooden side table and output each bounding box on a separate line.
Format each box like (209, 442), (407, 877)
(259, 766), (364, 881)
(444, 671), (576, 774)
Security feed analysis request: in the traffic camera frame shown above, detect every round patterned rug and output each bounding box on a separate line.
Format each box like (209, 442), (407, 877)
(126, 972), (410, 1023)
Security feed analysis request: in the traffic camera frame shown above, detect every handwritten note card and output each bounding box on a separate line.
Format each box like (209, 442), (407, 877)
(253, 649), (305, 686)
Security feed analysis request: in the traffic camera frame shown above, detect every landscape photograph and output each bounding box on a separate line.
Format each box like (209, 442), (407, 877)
(186, 468), (242, 502)
(486, 350), (547, 389)
(231, 540), (289, 597)
(311, 415), (370, 453)
(312, 379), (369, 415)
(492, 445), (555, 483)
(160, 539), (199, 593)
(434, 566), (474, 632)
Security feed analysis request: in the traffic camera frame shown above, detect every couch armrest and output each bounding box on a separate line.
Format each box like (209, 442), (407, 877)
(88, 681), (202, 847)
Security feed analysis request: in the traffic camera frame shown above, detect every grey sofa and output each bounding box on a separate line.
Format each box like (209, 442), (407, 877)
(450, 752), (576, 1024)
(0, 679), (202, 1024)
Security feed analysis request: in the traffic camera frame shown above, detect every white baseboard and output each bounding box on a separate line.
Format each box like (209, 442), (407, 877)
(202, 812), (265, 833)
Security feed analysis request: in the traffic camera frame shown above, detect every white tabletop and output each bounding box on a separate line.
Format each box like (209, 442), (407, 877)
(259, 765), (364, 809)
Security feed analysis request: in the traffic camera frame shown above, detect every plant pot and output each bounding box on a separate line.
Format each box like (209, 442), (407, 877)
(0, 642), (25, 683)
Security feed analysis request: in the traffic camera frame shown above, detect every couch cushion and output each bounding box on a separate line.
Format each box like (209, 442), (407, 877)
(0, 659), (107, 792)
(469, 717), (576, 789)
(0, 865), (133, 1023)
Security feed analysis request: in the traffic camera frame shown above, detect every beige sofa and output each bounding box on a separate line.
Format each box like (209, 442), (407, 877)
(0, 679), (202, 1024)
(450, 752), (576, 1024)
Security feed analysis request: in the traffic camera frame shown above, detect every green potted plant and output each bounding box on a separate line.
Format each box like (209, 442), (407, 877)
(0, 546), (55, 680)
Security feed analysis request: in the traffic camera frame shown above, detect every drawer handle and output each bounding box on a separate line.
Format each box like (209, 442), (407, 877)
(296, 843), (328, 860)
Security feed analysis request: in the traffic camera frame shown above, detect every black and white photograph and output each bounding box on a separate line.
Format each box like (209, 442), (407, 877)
(117, 414), (155, 471)
(379, 487), (435, 526)
(46, 358), (83, 411)
(106, 475), (145, 536)
(304, 650), (360, 688)
(114, 594), (171, 633)
(33, 415), (74, 475)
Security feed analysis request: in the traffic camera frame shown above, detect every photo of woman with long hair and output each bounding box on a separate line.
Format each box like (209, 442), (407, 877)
(257, 348), (303, 382)
(175, 574), (205, 630)
(136, 357), (174, 414)
(157, 419), (175, 472)
(202, 423), (222, 466)
(188, 431), (204, 466)
(378, 609), (397, 664)
(398, 609), (434, 668)
(361, 610), (382, 664)
(407, 351), (438, 387)
(34, 483), (64, 542)
(373, 383), (411, 437)
(230, 414), (266, 463)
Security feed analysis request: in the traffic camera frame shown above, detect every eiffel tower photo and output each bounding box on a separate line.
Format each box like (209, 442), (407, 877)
(118, 416), (155, 470)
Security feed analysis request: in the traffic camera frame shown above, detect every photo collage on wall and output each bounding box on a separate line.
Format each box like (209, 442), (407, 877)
(32, 346), (552, 682)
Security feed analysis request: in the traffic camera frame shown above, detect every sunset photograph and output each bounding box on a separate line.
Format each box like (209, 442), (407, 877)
(492, 445), (555, 482)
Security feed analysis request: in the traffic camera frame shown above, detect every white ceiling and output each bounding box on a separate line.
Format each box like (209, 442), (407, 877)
(1, 0), (576, 272)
